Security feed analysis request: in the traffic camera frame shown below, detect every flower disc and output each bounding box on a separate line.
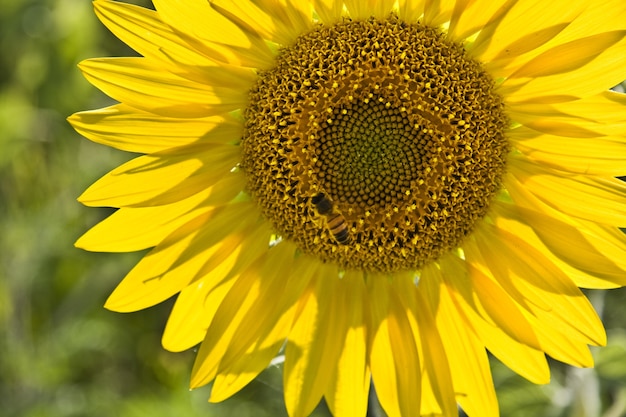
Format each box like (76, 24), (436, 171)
(243, 17), (509, 271)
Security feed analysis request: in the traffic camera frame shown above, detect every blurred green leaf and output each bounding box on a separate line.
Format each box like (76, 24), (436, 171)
(596, 331), (626, 383)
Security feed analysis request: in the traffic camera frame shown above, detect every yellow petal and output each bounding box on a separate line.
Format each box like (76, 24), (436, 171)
(78, 145), (239, 208)
(515, 119), (602, 138)
(68, 104), (242, 154)
(524, 311), (595, 367)
(507, 94), (626, 138)
(190, 247), (293, 389)
(209, 243), (308, 401)
(397, 0), (425, 23)
(483, 1), (626, 77)
(508, 161), (626, 226)
(162, 258), (239, 352)
(78, 172), (244, 251)
(103, 211), (209, 312)
(104, 201), (259, 312)
(423, 0), (455, 27)
(469, 0), (586, 64)
(461, 241), (551, 384)
(162, 224), (272, 352)
(474, 223), (606, 347)
(250, 0), (314, 43)
(511, 90), (626, 124)
(79, 58), (247, 117)
(495, 201), (626, 289)
(215, 243), (306, 371)
(208, 0), (290, 46)
(453, 294), (550, 384)
(199, 1), (279, 67)
(504, 178), (626, 283)
(344, 0), (395, 20)
(447, 0), (510, 43)
(439, 252), (542, 351)
(572, 220), (626, 276)
(312, 0), (344, 25)
(394, 276), (457, 417)
(419, 264), (499, 417)
(324, 271), (370, 417)
(501, 38), (626, 101)
(509, 128), (626, 176)
(151, 0), (275, 68)
(150, 0), (252, 48)
(152, 55), (258, 92)
(210, 308), (292, 401)
(584, 222), (626, 259)
(508, 31), (626, 79)
(283, 263), (346, 417)
(368, 275), (421, 417)
(93, 1), (209, 68)
(75, 189), (213, 252)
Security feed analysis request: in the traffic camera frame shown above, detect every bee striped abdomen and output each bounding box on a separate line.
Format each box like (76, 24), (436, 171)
(311, 192), (351, 245)
(326, 213), (350, 244)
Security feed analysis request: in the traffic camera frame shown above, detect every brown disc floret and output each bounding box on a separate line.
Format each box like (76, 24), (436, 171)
(242, 16), (509, 272)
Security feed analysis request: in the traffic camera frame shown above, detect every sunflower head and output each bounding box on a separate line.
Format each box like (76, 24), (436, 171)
(242, 16), (509, 271)
(70, 1), (626, 417)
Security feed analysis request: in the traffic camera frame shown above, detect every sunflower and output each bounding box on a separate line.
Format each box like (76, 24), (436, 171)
(69, 1), (626, 416)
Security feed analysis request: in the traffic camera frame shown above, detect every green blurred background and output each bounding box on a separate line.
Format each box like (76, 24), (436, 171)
(1, 1), (626, 416)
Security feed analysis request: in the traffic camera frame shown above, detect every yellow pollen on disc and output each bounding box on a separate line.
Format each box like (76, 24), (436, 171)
(242, 16), (509, 272)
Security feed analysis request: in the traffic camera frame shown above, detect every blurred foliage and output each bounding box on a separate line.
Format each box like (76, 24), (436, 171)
(1, 1), (625, 417)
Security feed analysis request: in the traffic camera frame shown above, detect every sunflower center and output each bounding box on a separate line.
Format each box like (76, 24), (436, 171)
(242, 16), (509, 272)
(317, 99), (423, 207)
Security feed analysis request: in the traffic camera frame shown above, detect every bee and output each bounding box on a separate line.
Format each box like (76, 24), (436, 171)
(311, 192), (350, 245)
